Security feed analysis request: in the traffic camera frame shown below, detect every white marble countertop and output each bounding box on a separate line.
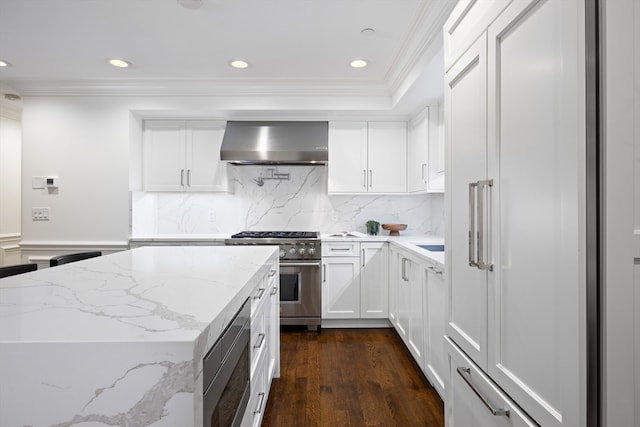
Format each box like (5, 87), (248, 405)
(0, 246), (278, 427)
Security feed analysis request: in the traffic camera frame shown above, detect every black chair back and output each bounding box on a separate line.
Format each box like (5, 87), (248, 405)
(0, 263), (38, 278)
(49, 251), (102, 267)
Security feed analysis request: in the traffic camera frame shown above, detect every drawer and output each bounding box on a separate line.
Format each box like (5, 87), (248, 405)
(446, 337), (538, 427)
(322, 242), (360, 257)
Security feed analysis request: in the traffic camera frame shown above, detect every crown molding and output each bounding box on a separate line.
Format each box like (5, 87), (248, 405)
(385, 0), (456, 97)
(8, 78), (391, 98)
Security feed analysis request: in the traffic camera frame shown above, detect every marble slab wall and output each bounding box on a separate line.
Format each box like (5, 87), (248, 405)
(132, 166), (444, 236)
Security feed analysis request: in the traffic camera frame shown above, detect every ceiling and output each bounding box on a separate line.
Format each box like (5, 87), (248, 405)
(0, 0), (454, 115)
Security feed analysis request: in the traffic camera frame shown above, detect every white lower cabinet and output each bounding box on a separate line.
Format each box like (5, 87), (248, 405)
(242, 262), (279, 427)
(446, 337), (537, 427)
(399, 252), (425, 365)
(424, 261), (447, 398)
(322, 241), (389, 320)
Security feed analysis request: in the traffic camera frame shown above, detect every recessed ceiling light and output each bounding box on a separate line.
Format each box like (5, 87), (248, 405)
(350, 59), (368, 68)
(230, 60), (249, 69)
(109, 59), (130, 68)
(0, 60), (9, 67)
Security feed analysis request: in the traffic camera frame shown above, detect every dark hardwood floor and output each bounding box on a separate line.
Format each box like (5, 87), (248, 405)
(262, 327), (445, 427)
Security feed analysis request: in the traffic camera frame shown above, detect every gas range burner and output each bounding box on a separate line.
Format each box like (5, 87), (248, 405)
(230, 231), (319, 239)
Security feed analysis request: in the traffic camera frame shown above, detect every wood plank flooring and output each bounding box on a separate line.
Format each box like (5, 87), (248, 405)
(262, 327), (445, 427)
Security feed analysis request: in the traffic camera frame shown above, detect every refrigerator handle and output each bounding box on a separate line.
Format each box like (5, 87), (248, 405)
(457, 367), (510, 417)
(477, 179), (493, 271)
(468, 182), (478, 267)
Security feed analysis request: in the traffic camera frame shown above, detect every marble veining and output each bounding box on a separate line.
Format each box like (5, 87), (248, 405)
(0, 246), (278, 427)
(132, 165), (444, 236)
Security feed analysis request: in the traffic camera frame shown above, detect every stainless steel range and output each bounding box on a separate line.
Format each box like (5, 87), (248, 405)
(226, 231), (321, 331)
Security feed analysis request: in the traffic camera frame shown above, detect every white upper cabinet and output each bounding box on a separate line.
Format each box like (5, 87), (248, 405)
(328, 121), (407, 194)
(327, 122), (368, 193)
(408, 108), (429, 193)
(367, 122), (408, 193)
(143, 120), (231, 192)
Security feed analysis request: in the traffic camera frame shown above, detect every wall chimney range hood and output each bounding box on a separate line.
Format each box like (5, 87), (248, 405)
(220, 121), (328, 165)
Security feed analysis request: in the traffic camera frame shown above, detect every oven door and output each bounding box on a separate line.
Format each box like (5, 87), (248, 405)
(279, 260), (322, 321)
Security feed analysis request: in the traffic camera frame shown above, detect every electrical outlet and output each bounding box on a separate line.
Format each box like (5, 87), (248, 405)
(32, 207), (50, 221)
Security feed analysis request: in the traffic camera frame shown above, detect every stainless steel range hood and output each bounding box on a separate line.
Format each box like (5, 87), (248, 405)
(220, 121), (328, 165)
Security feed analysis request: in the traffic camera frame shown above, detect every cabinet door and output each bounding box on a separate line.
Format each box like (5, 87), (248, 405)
(327, 122), (368, 193)
(445, 34), (489, 370)
(360, 242), (389, 318)
(143, 120), (186, 191)
(408, 108), (429, 193)
(186, 121), (230, 192)
(427, 101), (445, 193)
(406, 256), (425, 366)
(322, 256), (360, 319)
(425, 264), (447, 398)
(486, 1), (585, 426)
(388, 247), (400, 327)
(367, 122), (407, 193)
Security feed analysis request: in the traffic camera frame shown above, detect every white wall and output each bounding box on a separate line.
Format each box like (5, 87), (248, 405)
(0, 114), (21, 235)
(21, 97), (132, 244)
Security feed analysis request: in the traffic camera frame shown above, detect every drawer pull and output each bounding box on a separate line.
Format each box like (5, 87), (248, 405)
(254, 333), (266, 349)
(269, 269), (277, 277)
(457, 367), (510, 417)
(254, 288), (266, 300)
(254, 392), (266, 414)
(270, 286), (279, 296)
(330, 248), (352, 252)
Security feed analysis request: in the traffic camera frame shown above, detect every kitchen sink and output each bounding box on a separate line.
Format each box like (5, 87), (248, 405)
(416, 244), (445, 252)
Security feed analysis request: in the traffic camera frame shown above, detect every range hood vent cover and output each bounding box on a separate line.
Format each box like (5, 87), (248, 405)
(220, 121), (328, 165)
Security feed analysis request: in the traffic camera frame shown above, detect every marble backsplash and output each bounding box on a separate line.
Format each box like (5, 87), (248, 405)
(131, 166), (444, 236)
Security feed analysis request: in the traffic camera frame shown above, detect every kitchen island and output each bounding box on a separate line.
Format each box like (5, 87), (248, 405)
(0, 246), (279, 427)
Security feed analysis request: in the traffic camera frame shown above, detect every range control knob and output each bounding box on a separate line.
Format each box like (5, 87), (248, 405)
(308, 247), (316, 256)
(299, 247), (306, 255)
(289, 247), (297, 255)
(279, 249), (286, 258)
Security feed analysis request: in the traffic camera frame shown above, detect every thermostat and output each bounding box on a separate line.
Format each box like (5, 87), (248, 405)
(46, 176), (59, 188)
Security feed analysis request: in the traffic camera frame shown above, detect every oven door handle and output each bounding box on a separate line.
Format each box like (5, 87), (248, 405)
(280, 261), (322, 267)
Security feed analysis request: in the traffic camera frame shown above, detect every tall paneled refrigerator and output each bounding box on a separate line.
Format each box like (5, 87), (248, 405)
(444, 1), (593, 426)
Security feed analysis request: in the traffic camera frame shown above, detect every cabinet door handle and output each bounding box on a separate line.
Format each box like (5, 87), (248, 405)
(254, 392), (266, 414)
(362, 249), (365, 267)
(270, 286), (279, 296)
(323, 264), (326, 282)
(187, 169), (191, 187)
(457, 367), (510, 417)
(369, 169), (373, 188)
(363, 169), (367, 188)
(468, 182), (478, 267)
(254, 333), (266, 349)
(477, 179), (493, 271)
(180, 169), (185, 187)
(401, 257), (407, 281)
(253, 288), (266, 300)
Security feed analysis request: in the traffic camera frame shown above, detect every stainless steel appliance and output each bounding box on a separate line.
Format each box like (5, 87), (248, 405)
(226, 231), (321, 331)
(203, 298), (251, 427)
